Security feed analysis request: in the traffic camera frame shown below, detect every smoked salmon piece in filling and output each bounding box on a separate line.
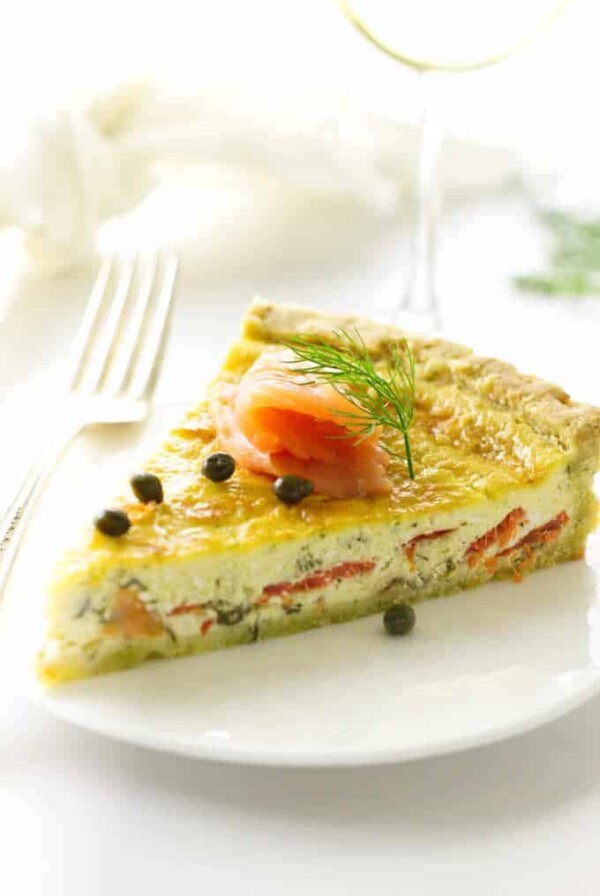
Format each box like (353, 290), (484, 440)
(465, 507), (527, 568)
(211, 350), (391, 498)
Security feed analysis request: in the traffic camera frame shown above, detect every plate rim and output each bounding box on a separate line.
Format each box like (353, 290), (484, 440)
(29, 665), (600, 767)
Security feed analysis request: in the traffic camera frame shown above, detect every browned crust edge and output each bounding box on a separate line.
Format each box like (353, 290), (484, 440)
(243, 298), (600, 462)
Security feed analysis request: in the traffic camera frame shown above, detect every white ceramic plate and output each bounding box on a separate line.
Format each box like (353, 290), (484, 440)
(2, 406), (599, 767)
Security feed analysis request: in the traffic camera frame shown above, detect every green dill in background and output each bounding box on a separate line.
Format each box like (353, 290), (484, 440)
(514, 210), (600, 296)
(285, 329), (416, 480)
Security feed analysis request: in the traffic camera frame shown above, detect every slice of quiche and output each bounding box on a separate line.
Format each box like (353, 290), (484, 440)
(39, 300), (600, 684)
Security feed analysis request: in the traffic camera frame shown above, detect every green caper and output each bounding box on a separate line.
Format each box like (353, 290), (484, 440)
(130, 472), (164, 504)
(94, 508), (131, 537)
(383, 602), (416, 636)
(202, 452), (236, 483)
(272, 474), (314, 505)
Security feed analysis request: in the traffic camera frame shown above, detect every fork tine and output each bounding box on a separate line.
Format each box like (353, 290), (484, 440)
(103, 254), (158, 397)
(69, 257), (114, 391)
(77, 257), (136, 395)
(128, 253), (179, 400)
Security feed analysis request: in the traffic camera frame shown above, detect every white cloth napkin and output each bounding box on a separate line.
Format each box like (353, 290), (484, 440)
(0, 83), (519, 272)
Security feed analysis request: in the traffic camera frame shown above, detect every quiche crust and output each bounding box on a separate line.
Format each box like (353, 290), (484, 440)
(244, 298), (600, 459)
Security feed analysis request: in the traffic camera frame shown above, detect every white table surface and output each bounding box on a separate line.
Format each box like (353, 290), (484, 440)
(1, 192), (599, 895)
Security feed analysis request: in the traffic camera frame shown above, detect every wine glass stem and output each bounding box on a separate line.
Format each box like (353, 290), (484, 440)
(403, 71), (444, 326)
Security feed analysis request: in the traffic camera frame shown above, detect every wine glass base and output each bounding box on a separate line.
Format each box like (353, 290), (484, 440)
(391, 308), (441, 336)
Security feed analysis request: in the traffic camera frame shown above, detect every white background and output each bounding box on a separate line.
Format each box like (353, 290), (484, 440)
(1, 1), (600, 893)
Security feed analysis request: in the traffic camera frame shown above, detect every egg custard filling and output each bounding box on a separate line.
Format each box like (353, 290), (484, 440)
(38, 300), (600, 684)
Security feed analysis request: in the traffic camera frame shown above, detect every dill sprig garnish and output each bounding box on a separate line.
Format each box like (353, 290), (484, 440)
(285, 329), (416, 480)
(514, 210), (600, 296)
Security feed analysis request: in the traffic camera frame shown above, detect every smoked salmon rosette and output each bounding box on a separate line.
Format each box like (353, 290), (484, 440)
(210, 349), (390, 499)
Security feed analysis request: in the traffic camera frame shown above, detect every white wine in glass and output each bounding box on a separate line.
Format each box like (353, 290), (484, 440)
(337, 0), (571, 328)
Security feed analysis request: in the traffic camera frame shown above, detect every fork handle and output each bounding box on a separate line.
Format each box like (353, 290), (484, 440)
(0, 420), (83, 599)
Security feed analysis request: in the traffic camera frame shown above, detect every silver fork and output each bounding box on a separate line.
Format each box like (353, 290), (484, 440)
(0, 252), (179, 597)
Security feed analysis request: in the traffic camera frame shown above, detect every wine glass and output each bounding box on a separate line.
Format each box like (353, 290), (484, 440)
(336, 0), (571, 330)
